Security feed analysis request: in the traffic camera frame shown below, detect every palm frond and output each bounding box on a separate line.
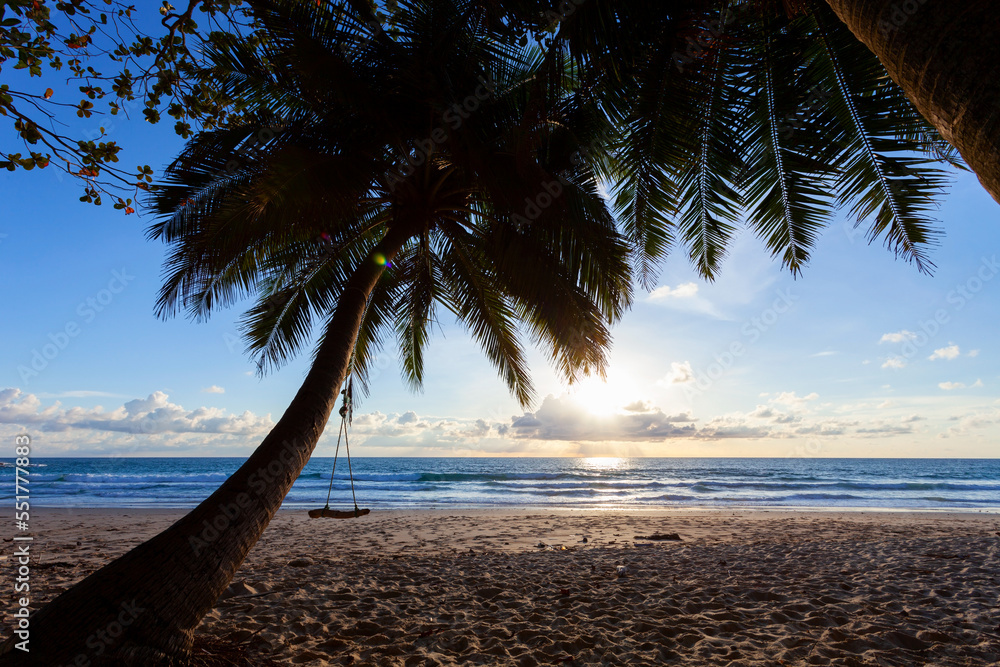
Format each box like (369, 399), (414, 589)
(393, 234), (438, 393)
(809, 5), (946, 273)
(436, 223), (534, 406)
(739, 9), (834, 275)
(672, 8), (743, 280)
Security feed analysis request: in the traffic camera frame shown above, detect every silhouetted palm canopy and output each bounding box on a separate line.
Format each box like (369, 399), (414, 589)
(150, 0), (969, 392)
(483, 0), (964, 282)
(148, 0), (632, 407)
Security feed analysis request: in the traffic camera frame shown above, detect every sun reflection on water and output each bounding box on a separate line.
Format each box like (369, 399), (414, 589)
(581, 456), (627, 471)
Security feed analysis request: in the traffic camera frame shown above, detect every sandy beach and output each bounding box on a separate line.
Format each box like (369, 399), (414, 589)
(3, 508), (1000, 665)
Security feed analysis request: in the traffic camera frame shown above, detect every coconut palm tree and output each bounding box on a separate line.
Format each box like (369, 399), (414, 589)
(0, 1), (631, 664)
(823, 0), (1000, 204)
(485, 0), (970, 285)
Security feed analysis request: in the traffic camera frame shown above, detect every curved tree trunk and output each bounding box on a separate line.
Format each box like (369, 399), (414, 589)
(824, 0), (1000, 204)
(0, 225), (413, 666)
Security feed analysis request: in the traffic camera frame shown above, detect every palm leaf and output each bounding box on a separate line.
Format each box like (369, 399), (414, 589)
(808, 5), (946, 272)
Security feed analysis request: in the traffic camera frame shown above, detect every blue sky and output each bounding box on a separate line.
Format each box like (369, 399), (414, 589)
(2, 61), (1000, 458)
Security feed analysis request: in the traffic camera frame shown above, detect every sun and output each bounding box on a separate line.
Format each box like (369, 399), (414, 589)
(566, 373), (639, 416)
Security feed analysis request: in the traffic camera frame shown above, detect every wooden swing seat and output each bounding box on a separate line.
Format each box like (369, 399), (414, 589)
(308, 507), (370, 519)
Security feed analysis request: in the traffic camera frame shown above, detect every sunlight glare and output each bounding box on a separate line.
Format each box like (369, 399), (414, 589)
(567, 374), (638, 416)
(581, 456), (625, 470)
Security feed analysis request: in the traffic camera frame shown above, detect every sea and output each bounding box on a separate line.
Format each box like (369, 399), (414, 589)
(2, 457), (1000, 512)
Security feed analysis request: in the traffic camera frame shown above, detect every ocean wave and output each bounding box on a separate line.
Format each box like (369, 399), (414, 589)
(920, 496), (1000, 504)
(538, 488), (631, 498)
(494, 480), (668, 491)
(419, 472), (565, 482)
(314, 471), (571, 483)
(682, 480), (1000, 492)
(319, 472), (423, 482)
(21, 474), (65, 482)
(29, 473), (230, 484)
(838, 481), (1000, 491)
(10, 458), (1000, 511)
(494, 487), (633, 498)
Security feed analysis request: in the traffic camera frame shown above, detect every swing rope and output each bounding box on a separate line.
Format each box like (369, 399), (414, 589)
(343, 417), (359, 515)
(311, 284), (378, 520)
(321, 393), (361, 516)
(309, 381), (370, 519)
(322, 416), (346, 510)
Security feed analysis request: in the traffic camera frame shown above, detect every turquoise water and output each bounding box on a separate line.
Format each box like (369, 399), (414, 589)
(3, 457), (1000, 511)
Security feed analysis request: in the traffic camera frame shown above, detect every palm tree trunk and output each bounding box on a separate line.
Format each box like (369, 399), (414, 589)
(0, 225), (413, 666)
(824, 0), (1000, 204)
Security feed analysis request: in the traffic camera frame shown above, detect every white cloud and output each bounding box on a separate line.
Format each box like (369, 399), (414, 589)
(696, 402), (929, 442)
(943, 406), (1000, 438)
(0, 389), (274, 454)
(746, 404), (798, 424)
(793, 423), (848, 436)
(341, 410), (522, 454)
(810, 351), (837, 357)
(505, 395), (698, 442)
(880, 331), (917, 344)
(968, 349), (980, 358)
(646, 282), (728, 319)
(35, 390), (127, 399)
(770, 391), (819, 408)
(938, 379), (983, 391)
(397, 411), (419, 424)
(928, 345), (960, 361)
(649, 282), (699, 300)
(882, 357), (907, 370)
(202, 385), (226, 394)
(661, 361), (694, 385)
(697, 419), (772, 439)
(855, 423), (914, 436)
